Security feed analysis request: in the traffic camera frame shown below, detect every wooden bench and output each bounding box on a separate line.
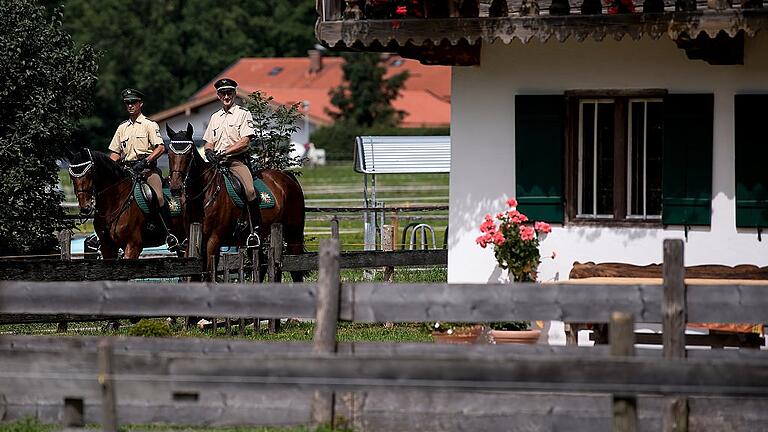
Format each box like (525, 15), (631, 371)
(565, 262), (768, 348)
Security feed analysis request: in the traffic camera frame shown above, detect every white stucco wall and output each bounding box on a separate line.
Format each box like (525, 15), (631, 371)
(448, 33), (768, 287)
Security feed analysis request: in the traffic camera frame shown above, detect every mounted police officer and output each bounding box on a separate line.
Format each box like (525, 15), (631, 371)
(108, 88), (179, 250)
(203, 78), (261, 244)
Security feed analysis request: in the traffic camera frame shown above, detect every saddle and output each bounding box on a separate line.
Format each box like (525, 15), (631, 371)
(132, 180), (180, 217)
(223, 171), (276, 210)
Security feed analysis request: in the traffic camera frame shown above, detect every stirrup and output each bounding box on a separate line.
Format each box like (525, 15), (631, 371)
(166, 234), (180, 251)
(246, 232), (261, 249)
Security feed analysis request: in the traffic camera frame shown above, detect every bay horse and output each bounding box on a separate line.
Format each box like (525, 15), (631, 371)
(164, 124), (306, 282)
(68, 148), (185, 259)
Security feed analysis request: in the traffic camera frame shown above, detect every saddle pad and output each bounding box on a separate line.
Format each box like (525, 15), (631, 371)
(223, 175), (276, 209)
(162, 187), (182, 217)
(133, 182), (152, 214)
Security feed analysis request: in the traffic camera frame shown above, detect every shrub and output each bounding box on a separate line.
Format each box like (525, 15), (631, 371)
(128, 319), (171, 337)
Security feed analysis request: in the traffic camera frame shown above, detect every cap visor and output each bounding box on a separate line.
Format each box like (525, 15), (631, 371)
(217, 86), (236, 91)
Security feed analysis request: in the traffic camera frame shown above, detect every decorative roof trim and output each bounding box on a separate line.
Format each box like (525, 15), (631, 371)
(316, 10), (768, 47)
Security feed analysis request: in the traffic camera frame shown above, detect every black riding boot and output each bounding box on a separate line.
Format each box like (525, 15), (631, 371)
(246, 197), (261, 248)
(160, 203), (180, 251)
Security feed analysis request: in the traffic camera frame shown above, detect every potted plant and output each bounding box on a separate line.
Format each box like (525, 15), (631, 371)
(429, 322), (484, 344)
(475, 198), (553, 344)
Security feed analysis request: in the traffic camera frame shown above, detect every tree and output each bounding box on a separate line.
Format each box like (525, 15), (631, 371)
(246, 91), (305, 171)
(54, 0), (319, 150)
(0, 0), (97, 255)
(327, 53), (410, 127)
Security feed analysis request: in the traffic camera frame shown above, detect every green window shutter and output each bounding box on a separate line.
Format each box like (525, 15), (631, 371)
(515, 95), (565, 223)
(662, 94), (713, 226)
(735, 94), (768, 229)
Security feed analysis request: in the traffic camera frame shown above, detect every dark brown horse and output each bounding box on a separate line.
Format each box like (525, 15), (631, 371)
(165, 125), (306, 281)
(68, 148), (185, 259)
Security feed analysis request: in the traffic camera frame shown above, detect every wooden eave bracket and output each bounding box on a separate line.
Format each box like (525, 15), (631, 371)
(674, 30), (744, 65)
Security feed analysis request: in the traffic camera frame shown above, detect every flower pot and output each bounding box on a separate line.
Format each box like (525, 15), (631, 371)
(489, 329), (541, 344)
(431, 326), (482, 344)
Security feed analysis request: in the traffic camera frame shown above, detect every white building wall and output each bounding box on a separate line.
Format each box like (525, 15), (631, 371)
(449, 33), (768, 286)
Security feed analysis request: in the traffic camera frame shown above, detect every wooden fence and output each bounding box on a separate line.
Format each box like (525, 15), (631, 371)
(1, 239), (767, 431)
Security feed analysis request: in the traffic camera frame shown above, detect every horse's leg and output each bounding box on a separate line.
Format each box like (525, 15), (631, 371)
(285, 229), (305, 283)
(123, 243), (142, 260)
(100, 241), (119, 260)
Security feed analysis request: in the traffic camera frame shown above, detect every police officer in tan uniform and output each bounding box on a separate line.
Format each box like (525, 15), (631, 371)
(203, 78), (261, 242)
(109, 88), (179, 249)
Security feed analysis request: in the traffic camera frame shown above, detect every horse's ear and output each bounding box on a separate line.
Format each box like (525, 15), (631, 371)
(186, 123), (193, 138)
(166, 123), (175, 138)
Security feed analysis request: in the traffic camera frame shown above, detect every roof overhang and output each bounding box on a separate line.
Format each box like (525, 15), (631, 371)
(316, 10), (768, 65)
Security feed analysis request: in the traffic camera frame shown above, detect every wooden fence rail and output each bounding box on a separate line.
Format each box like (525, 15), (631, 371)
(1, 280), (766, 323)
(1, 239), (767, 431)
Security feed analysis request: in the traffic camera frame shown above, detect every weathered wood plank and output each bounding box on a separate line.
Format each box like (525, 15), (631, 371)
(570, 261), (768, 280)
(0, 281), (318, 318)
(0, 258), (202, 281)
(345, 282), (664, 322)
(663, 239), (688, 432)
(282, 249), (447, 272)
(3, 281), (768, 323)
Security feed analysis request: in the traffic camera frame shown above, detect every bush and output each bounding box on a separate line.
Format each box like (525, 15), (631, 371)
(310, 123), (449, 161)
(128, 319), (171, 337)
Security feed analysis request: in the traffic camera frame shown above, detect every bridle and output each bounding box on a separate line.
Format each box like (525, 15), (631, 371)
(168, 139), (195, 194)
(68, 149), (96, 218)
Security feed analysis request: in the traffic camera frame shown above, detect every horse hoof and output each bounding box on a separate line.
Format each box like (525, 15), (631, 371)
(166, 235), (180, 251)
(197, 318), (212, 329)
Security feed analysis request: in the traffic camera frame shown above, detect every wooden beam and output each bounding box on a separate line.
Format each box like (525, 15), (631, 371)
(0, 257), (202, 281)
(316, 11), (768, 49)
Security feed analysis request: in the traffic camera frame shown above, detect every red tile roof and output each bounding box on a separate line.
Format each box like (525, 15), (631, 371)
(191, 55), (450, 128)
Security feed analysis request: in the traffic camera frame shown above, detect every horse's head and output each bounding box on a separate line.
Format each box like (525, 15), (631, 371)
(68, 147), (96, 216)
(166, 123), (195, 197)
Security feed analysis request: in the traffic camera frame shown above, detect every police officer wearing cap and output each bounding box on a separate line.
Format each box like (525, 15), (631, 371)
(203, 78), (261, 238)
(109, 88), (179, 250)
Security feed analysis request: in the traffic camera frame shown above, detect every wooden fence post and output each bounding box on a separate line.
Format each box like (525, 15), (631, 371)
(311, 238), (341, 429)
(186, 223), (202, 330)
(663, 239), (688, 432)
(239, 251), (246, 334)
(251, 244), (261, 333)
(97, 338), (118, 432)
(610, 311), (637, 432)
(210, 254), (218, 335)
(330, 216), (339, 240)
(223, 254), (232, 336)
(382, 225), (395, 283)
(57, 230), (72, 333)
(268, 223), (284, 333)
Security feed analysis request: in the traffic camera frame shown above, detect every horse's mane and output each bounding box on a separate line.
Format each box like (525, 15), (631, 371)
(89, 149), (129, 181)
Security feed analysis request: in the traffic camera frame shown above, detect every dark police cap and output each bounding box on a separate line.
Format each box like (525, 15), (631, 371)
(214, 78), (238, 92)
(121, 88), (144, 102)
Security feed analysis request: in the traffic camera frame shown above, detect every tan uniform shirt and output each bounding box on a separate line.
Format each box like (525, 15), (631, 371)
(203, 105), (256, 155)
(108, 114), (163, 161)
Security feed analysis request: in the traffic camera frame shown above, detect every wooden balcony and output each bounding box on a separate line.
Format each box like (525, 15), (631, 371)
(316, 0), (768, 65)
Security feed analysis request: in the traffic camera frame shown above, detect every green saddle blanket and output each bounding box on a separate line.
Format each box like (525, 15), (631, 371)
(132, 183), (182, 216)
(223, 176), (276, 209)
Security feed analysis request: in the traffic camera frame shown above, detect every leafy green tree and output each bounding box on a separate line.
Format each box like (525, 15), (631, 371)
(246, 91), (306, 170)
(0, 0), (97, 255)
(51, 0), (318, 150)
(327, 53), (410, 127)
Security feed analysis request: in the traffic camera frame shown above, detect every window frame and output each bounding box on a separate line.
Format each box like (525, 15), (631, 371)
(564, 89), (667, 226)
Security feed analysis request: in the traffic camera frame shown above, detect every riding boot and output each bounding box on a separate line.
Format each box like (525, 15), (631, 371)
(246, 197), (261, 248)
(160, 203), (180, 251)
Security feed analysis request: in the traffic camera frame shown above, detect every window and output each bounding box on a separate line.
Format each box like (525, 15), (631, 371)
(568, 92), (664, 223)
(514, 92), (712, 226)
